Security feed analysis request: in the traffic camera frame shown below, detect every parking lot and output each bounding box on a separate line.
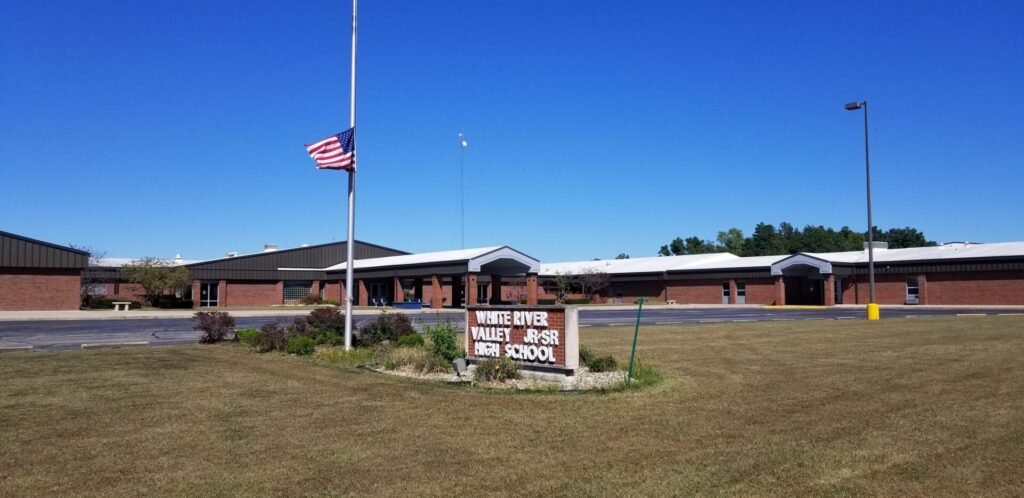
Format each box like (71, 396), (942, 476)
(1, 306), (1021, 350)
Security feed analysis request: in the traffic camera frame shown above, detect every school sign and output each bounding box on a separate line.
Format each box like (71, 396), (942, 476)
(465, 305), (579, 373)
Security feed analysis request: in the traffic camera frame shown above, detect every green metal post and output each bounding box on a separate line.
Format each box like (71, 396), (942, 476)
(626, 297), (644, 381)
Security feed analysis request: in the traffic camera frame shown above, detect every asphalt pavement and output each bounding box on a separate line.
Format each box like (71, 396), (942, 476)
(1, 306), (1021, 351)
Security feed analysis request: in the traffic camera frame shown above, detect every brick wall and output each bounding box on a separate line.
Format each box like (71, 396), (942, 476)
(224, 281), (281, 307)
(0, 268), (82, 310)
(741, 278), (778, 305)
(666, 279), (723, 304)
(842, 275), (912, 305)
(926, 271), (1024, 305)
(420, 284), (453, 307)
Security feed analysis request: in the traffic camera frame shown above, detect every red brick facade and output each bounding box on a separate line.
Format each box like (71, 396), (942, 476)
(926, 271), (1024, 305)
(224, 281), (282, 307)
(0, 268), (82, 310)
(666, 279), (723, 304)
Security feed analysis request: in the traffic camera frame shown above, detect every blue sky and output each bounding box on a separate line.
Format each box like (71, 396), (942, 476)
(2, 1), (1022, 262)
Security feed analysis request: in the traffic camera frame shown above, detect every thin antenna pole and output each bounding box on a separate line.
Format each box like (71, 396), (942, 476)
(343, 0), (358, 350)
(458, 133), (465, 248)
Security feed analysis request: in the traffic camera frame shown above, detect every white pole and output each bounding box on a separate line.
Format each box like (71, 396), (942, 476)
(458, 132), (465, 249)
(343, 0), (358, 350)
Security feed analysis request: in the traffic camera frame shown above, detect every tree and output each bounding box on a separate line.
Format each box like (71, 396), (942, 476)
(549, 271), (574, 304)
(657, 221), (936, 256)
(878, 227), (936, 249)
(578, 268), (610, 302)
(744, 223), (787, 256)
(122, 257), (190, 306)
(69, 245), (106, 306)
(615, 253), (630, 259)
(684, 236), (720, 254)
(716, 228), (745, 255)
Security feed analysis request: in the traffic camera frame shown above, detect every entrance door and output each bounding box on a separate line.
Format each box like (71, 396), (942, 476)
(200, 282), (219, 307)
(721, 282), (730, 304)
(736, 281), (746, 304)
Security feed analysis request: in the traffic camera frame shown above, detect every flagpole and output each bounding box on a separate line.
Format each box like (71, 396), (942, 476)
(343, 0), (358, 350)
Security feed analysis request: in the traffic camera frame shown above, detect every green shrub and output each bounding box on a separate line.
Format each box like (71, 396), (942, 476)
(425, 321), (462, 362)
(253, 322), (289, 352)
(579, 345), (618, 372)
(235, 328), (261, 345)
(156, 297), (194, 309)
(373, 342), (449, 373)
(579, 345), (594, 365)
(306, 307), (345, 332)
(397, 333), (425, 347)
(563, 298), (592, 305)
(300, 293), (324, 305)
(192, 311), (235, 344)
(314, 346), (373, 367)
(588, 355), (618, 372)
(473, 357), (521, 383)
(311, 327), (345, 346)
(322, 300), (341, 306)
(357, 312), (417, 346)
(286, 336), (316, 355)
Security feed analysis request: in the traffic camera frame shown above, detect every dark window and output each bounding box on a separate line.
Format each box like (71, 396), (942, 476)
(906, 277), (920, 297)
(721, 282), (730, 297)
(283, 281), (313, 301)
(736, 281), (746, 297)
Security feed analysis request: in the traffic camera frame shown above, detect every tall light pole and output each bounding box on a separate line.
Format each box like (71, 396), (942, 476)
(845, 100), (878, 320)
(458, 133), (468, 248)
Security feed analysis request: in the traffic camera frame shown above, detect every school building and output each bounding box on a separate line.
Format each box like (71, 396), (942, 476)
(2, 229), (1024, 310)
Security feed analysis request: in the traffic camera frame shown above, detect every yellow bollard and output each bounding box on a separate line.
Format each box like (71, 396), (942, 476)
(867, 303), (880, 320)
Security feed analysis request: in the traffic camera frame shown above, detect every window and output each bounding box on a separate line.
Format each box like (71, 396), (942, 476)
(721, 282), (730, 297)
(283, 281), (313, 301)
(736, 281), (746, 297)
(834, 278), (843, 305)
(906, 277), (920, 304)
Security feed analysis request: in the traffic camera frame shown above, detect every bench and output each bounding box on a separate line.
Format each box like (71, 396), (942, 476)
(112, 301), (132, 311)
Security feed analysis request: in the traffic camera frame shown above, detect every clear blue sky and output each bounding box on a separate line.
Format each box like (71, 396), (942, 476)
(2, 1), (1022, 262)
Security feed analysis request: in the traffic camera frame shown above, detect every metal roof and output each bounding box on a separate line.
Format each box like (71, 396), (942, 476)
(679, 254), (789, 271)
(540, 253), (740, 276)
(324, 246), (540, 274)
(801, 242), (1024, 265)
(0, 230), (89, 269)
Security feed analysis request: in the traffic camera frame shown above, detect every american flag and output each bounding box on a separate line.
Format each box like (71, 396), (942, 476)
(304, 127), (356, 171)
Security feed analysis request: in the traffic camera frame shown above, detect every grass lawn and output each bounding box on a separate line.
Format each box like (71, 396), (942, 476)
(3, 317), (1024, 496)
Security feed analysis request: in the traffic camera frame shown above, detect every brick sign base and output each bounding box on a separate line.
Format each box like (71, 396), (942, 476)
(465, 305), (579, 374)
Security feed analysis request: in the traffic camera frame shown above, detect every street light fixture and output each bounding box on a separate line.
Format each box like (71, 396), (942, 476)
(845, 100), (878, 319)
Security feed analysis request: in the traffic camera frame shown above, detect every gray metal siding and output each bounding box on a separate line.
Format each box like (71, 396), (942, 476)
(0, 231), (89, 269)
(184, 241), (405, 281)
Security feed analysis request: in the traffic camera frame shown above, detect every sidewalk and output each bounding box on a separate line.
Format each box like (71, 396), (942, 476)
(0, 307), (464, 322)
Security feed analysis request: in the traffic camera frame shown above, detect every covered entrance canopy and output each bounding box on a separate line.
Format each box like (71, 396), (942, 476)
(771, 254), (835, 306)
(322, 246), (541, 308)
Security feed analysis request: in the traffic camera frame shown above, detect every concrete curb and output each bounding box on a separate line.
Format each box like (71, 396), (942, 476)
(81, 341), (150, 349)
(0, 345), (33, 353)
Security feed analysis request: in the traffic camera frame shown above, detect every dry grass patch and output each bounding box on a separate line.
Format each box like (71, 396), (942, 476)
(2, 317), (1024, 496)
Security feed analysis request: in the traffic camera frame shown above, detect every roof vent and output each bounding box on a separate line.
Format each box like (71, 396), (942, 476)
(226, 251), (239, 257)
(301, 243), (310, 247)
(863, 241), (888, 251)
(173, 254), (183, 264)
(263, 244), (278, 253)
